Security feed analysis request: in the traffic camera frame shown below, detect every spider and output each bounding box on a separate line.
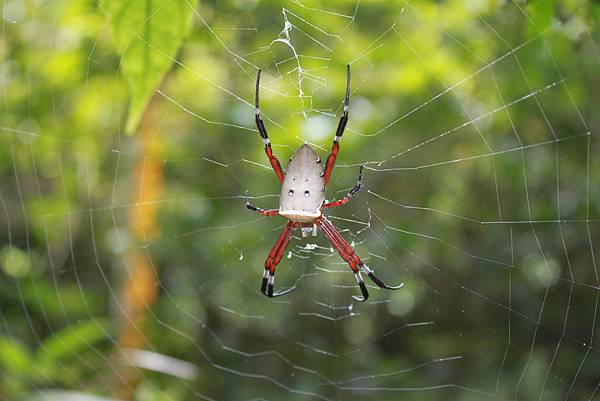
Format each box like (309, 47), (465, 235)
(246, 65), (403, 302)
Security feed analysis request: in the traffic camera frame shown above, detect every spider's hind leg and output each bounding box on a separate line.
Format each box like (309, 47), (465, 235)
(360, 264), (404, 291)
(318, 216), (403, 302)
(261, 221), (297, 298)
(262, 269), (295, 297)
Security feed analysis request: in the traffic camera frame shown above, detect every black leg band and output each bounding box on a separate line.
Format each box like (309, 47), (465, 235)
(357, 281), (369, 302)
(368, 272), (385, 288)
(352, 271), (369, 302)
(261, 276), (268, 294)
(363, 267), (404, 290)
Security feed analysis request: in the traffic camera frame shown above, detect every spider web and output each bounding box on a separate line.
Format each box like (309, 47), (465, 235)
(1, 0), (600, 400)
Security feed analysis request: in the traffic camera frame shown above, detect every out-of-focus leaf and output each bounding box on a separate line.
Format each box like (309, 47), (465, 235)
(528, 0), (557, 31)
(101, 0), (194, 134)
(0, 245), (32, 278)
(37, 318), (112, 364)
(592, 3), (600, 22)
(0, 337), (31, 375)
(21, 279), (103, 318)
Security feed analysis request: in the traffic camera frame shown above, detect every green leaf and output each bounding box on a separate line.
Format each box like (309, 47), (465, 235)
(101, 0), (194, 134)
(528, 0), (557, 32)
(0, 336), (32, 375)
(37, 318), (112, 364)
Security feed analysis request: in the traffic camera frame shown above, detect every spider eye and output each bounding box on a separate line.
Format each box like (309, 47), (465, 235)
(304, 190), (310, 197)
(288, 190), (294, 196)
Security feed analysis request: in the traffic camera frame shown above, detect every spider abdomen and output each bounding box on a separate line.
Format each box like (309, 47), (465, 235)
(279, 144), (325, 222)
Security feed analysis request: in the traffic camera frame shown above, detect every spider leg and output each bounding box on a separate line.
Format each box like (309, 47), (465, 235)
(322, 165), (364, 209)
(318, 220), (366, 300)
(255, 69), (285, 183)
(262, 221), (297, 298)
(318, 216), (403, 302)
(246, 192), (279, 216)
(323, 64), (351, 186)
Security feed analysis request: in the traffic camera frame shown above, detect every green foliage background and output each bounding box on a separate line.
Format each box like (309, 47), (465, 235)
(1, 0), (599, 400)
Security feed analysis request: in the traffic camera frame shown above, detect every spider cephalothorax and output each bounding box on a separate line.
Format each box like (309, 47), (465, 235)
(246, 65), (403, 302)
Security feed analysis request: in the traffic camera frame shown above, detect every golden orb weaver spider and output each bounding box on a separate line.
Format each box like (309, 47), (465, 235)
(246, 65), (403, 302)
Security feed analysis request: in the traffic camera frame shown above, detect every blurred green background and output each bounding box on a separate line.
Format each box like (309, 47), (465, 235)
(1, 0), (600, 400)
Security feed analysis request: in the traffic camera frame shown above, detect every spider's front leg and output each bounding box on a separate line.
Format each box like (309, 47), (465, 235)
(318, 216), (403, 302)
(323, 64), (351, 185)
(262, 221), (298, 298)
(255, 69), (285, 183)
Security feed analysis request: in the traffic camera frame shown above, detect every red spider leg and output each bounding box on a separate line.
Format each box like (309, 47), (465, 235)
(265, 221), (296, 274)
(245, 192), (279, 216)
(255, 69), (284, 183)
(320, 223), (360, 272)
(317, 217), (367, 301)
(250, 208), (279, 216)
(261, 225), (290, 294)
(323, 64), (351, 186)
(319, 217), (362, 269)
(323, 142), (339, 186)
(262, 221), (297, 297)
(318, 217), (403, 302)
(321, 217), (402, 291)
(322, 165), (364, 210)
